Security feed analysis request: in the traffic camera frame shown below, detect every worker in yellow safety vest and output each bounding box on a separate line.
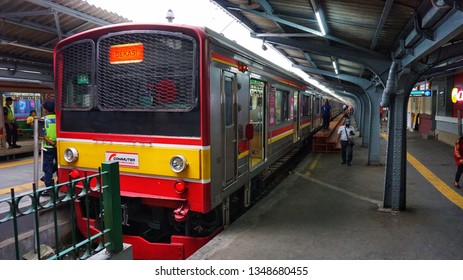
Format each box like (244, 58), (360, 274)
(41, 101), (57, 192)
(3, 96), (21, 149)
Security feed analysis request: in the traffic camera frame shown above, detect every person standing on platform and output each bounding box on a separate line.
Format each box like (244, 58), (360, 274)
(338, 118), (355, 166)
(3, 96), (21, 149)
(453, 136), (463, 188)
(321, 100), (332, 131)
(41, 101), (57, 192)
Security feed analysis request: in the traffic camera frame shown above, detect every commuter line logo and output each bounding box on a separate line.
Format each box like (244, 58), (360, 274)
(106, 151), (139, 168)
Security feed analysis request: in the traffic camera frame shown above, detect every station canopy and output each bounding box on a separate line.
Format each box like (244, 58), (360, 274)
(1, 0), (463, 96)
(0, 0), (129, 86)
(211, 0), (463, 97)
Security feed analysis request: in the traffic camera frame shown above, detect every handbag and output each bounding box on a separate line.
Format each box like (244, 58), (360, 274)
(345, 127), (355, 145)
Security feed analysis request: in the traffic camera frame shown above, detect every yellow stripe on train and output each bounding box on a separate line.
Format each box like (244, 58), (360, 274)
(300, 122), (310, 129)
(268, 129), (294, 144)
(57, 142), (210, 180)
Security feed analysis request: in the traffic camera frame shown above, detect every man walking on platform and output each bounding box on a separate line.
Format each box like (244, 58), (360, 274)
(321, 100), (332, 130)
(338, 118), (355, 166)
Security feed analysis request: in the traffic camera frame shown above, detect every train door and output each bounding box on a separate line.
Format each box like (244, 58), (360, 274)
(293, 91), (299, 142)
(249, 79), (265, 168)
(222, 71), (237, 184)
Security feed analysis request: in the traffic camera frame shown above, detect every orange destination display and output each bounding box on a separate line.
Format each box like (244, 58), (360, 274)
(109, 43), (144, 64)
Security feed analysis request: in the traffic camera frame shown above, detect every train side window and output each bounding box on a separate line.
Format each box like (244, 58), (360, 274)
(314, 97), (320, 115)
(301, 95), (309, 117)
(275, 90), (289, 125)
(224, 77), (233, 126)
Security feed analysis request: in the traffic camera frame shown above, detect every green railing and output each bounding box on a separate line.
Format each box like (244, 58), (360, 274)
(0, 161), (122, 260)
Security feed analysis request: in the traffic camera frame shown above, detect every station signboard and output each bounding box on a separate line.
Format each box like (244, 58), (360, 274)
(410, 89), (431, 97)
(410, 81), (431, 97)
(451, 87), (463, 103)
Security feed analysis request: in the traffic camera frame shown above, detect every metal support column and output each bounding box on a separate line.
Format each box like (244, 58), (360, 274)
(360, 93), (371, 147)
(366, 86), (383, 165)
(382, 80), (415, 210)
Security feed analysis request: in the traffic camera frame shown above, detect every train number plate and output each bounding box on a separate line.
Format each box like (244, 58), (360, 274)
(106, 151), (139, 168)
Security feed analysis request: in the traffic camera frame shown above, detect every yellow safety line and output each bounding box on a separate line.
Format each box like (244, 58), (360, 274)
(0, 157), (47, 195)
(381, 132), (463, 209)
(0, 181), (44, 196)
(305, 153), (322, 176)
(0, 158), (35, 169)
(407, 153), (463, 208)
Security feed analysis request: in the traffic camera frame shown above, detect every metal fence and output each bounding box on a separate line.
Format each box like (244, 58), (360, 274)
(0, 161), (122, 260)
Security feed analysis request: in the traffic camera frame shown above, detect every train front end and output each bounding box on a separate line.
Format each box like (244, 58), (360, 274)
(54, 24), (219, 259)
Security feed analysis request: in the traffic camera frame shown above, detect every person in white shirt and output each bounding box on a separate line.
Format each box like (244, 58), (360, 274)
(337, 118), (355, 166)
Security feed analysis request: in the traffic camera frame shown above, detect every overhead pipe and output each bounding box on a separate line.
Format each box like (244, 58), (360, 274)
(380, 61), (398, 108)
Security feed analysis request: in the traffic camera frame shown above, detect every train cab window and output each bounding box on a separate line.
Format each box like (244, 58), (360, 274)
(97, 31), (198, 112)
(56, 39), (95, 110)
(57, 32), (201, 137)
(275, 90), (290, 125)
(56, 32), (198, 113)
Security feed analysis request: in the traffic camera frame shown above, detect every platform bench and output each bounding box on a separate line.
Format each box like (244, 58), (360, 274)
(17, 120), (33, 137)
(312, 114), (345, 153)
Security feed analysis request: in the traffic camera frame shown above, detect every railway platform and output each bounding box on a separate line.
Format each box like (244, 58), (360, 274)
(2, 127), (463, 260)
(190, 130), (463, 260)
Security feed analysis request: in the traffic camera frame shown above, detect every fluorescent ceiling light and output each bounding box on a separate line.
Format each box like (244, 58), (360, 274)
(332, 60), (338, 75)
(315, 11), (326, 36)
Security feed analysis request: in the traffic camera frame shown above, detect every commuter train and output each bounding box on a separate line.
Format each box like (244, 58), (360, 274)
(53, 23), (342, 259)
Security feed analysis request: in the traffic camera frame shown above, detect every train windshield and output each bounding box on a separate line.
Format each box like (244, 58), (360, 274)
(55, 30), (200, 137)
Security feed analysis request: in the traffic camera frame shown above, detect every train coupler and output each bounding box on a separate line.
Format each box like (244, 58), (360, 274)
(173, 203), (190, 222)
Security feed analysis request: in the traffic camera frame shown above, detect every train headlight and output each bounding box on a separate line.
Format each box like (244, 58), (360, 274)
(64, 147), (79, 163)
(170, 155), (188, 173)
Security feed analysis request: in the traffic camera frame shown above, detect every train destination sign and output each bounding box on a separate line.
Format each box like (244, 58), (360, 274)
(109, 43), (144, 64)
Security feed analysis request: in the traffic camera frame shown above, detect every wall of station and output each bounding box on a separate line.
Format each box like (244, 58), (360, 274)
(413, 72), (463, 146)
